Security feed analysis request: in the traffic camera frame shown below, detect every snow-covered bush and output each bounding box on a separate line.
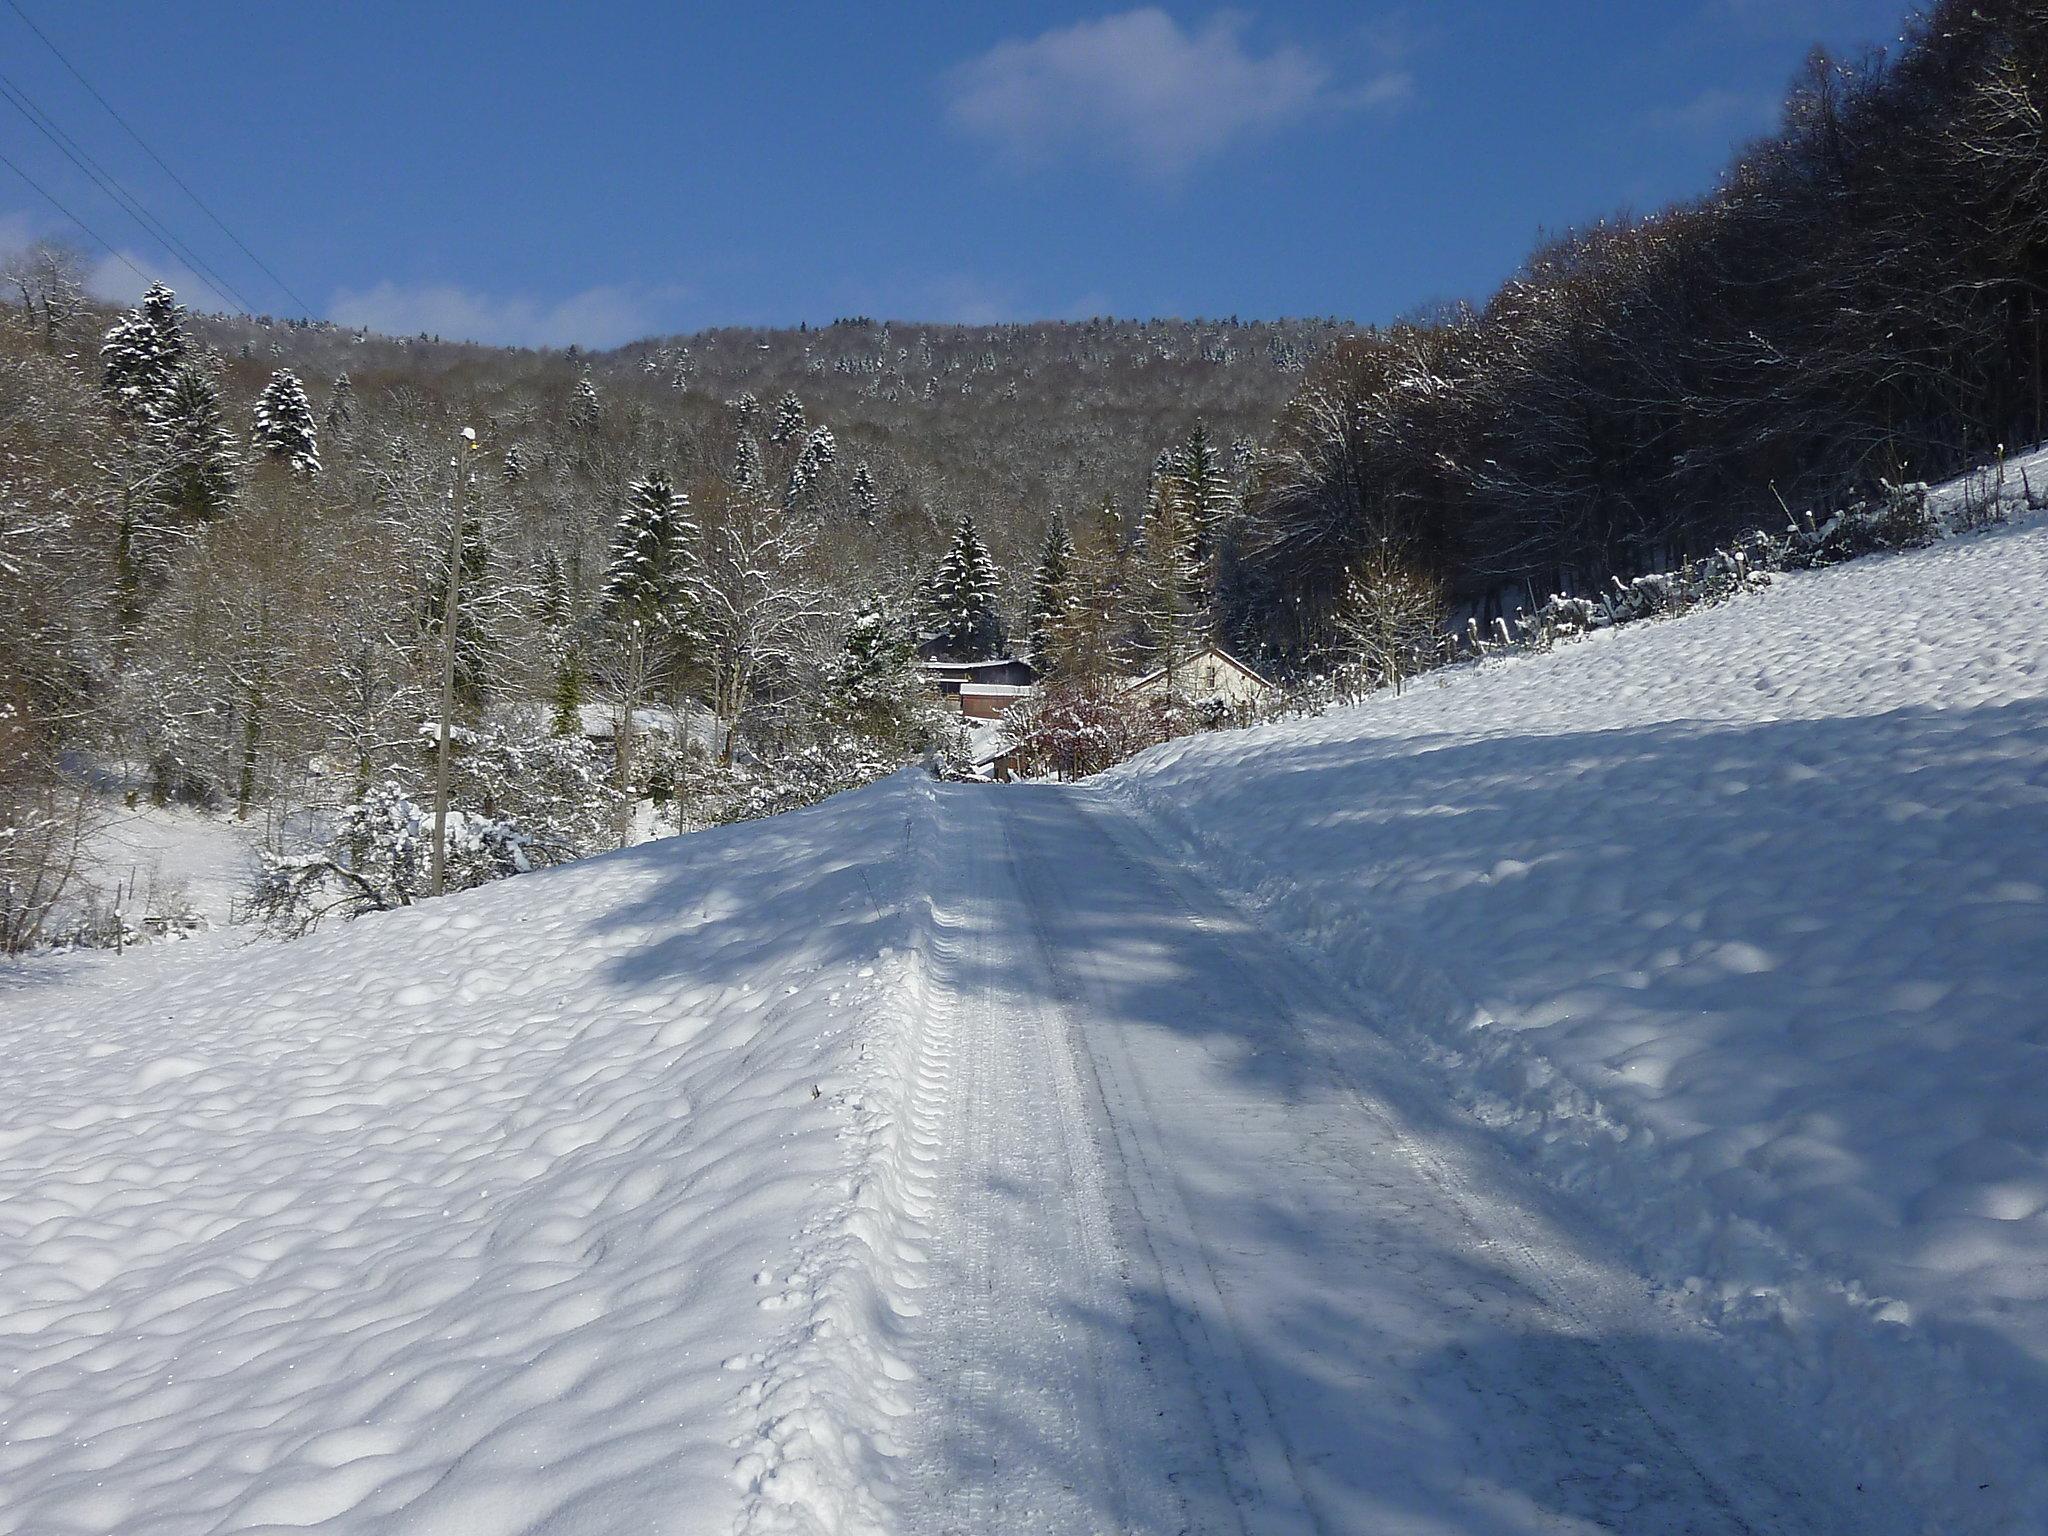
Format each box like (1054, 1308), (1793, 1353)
(435, 713), (621, 852)
(996, 680), (1188, 780)
(251, 779), (565, 935)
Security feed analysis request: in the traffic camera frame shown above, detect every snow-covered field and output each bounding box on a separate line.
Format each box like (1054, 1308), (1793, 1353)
(3, 473), (2044, 1534)
(0, 784), (947, 1536)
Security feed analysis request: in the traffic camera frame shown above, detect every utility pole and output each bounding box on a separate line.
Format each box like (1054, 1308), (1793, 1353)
(430, 426), (477, 897)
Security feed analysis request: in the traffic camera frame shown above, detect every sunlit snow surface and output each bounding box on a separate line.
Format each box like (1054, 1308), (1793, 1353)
(0, 793), (937, 1535)
(1104, 476), (2048, 1532)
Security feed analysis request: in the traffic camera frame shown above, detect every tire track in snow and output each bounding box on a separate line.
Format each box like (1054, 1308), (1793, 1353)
(901, 789), (1188, 1535)
(993, 781), (1857, 1535)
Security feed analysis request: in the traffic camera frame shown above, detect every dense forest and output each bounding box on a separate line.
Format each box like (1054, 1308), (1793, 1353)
(6, 0), (2045, 947)
(1227, 0), (2048, 658)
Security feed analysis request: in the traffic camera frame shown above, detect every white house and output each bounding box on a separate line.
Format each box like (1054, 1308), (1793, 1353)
(1118, 643), (1276, 710)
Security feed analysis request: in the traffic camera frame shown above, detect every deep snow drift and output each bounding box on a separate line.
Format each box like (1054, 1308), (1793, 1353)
(1104, 491), (2048, 1532)
(0, 784), (946, 1536)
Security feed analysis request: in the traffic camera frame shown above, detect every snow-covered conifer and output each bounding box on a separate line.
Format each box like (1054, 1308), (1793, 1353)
(252, 369), (321, 476)
(851, 461), (881, 520)
(923, 515), (1006, 660)
(325, 372), (357, 439)
(571, 368), (602, 429)
(1025, 514), (1075, 669)
(600, 471), (697, 629)
(769, 390), (805, 444)
(732, 432), (763, 490)
(100, 311), (177, 420)
(153, 366), (237, 525)
(786, 425), (837, 505)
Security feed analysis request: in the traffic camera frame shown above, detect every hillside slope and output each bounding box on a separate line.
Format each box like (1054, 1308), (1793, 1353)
(1105, 486), (2048, 1531)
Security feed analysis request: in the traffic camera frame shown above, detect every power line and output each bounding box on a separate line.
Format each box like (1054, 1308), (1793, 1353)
(0, 143), (152, 286)
(3, 0), (314, 317)
(0, 72), (254, 311)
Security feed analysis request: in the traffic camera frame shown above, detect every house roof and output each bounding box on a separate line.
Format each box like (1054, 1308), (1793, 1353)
(1117, 643), (1275, 697)
(920, 657), (1037, 676)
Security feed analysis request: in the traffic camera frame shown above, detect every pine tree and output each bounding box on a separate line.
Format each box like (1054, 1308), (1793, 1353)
(550, 646), (586, 737)
(139, 282), (186, 363)
(1138, 473), (1205, 684)
(770, 389), (805, 444)
(252, 369), (321, 476)
(600, 471), (697, 629)
(785, 425), (837, 506)
(152, 366), (237, 526)
(503, 444), (528, 482)
(732, 431), (763, 491)
(1178, 419), (1236, 558)
(730, 391), (760, 432)
(100, 311), (177, 420)
(325, 372), (357, 439)
(571, 367), (602, 430)
(923, 515), (1005, 660)
(1025, 514), (1075, 669)
(851, 461), (881, 520)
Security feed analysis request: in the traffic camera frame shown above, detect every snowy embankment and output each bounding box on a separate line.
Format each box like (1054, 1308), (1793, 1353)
(1103, 481), (2048, 1531)
(0, 775), (947, 1536)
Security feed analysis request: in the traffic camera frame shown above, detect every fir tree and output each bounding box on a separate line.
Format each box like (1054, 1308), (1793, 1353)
(829, 603), (922, 743)
(503, 444), (528, 482)
(1138, 472), (1205, 683)
(139, 282), (186, 363)
(600, 471), (697, 629)
(550, 646), (586, 737)
(252, 369), (321, 476)
(730, 391), (760, 432)
(325, 372), (357, 439)
(732, 431), (763, 491)
(769, 389), (805, 444)
(786, 425), (837, 505)
(571, 367), (602, 430)
(923, 515), (1005, 660)
(100, 311), (177, 420)
(536, 546), (571, 632)
(1025, 514), (1075, 669)
(851, 461), (881, 520)
(423, 500), (494, 717)
(152, 366), (237, 526)
(1178, 419), (1236, 558)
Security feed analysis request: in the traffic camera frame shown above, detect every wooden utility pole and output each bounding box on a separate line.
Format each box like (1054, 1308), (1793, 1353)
(430, 427), (476, 897)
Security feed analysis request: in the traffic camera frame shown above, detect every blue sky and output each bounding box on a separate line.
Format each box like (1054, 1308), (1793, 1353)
(0, 1), (1919, 347)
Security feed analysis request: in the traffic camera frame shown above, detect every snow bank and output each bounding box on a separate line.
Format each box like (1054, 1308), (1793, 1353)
(1103, 488), (2048, 1531)
(0, 772), (945, 1536)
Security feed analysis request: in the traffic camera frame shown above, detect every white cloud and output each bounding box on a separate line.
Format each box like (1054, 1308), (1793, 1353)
(326, 280), (679, 350)
(944, 8), (1410, 177)
(0, 207), (233, 309)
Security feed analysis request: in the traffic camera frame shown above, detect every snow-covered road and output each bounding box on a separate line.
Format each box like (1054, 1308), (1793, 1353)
(898, 781), (1875, 1535)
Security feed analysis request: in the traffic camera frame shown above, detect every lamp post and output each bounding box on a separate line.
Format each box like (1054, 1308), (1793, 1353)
(430, 426), (477, 897)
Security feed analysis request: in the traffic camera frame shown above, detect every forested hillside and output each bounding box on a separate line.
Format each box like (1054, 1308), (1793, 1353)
(1227, 0), (2048, 660)
(0, 277), (1334, 948)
